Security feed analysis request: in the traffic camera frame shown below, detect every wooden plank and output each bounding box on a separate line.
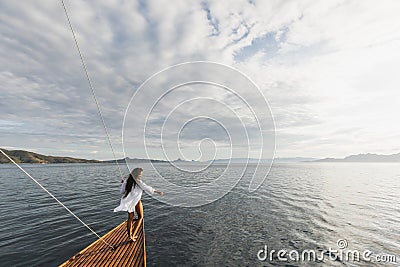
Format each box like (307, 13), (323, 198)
(87, 223), (127, 267)
(142, 220), (147, 267)
(59, 220), (145, 267)
(67, 223), (126, 267)
(104, 224), (135, 267)
(119, 230), (143, 267)
(107, 221), (144, 267)
(60, 222), (125, 267)
(129, 238), (144, 266)
(104, 222), (134, 267)
(83, 234), (119, 265)
(118, 221), (144, 267)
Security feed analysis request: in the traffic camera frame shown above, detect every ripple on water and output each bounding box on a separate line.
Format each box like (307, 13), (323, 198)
(0, 163), (399, 266)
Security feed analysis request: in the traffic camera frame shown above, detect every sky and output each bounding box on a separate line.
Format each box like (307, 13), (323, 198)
(1, 0), (400, 160)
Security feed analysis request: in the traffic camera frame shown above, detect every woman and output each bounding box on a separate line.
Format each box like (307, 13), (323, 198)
(114, 167), (163, 241)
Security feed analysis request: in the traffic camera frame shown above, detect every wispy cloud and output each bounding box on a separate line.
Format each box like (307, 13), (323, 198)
(1, 0), (400, 159)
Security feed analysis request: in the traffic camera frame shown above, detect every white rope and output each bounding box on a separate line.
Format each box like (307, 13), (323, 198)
(0, 149), (115, 250)
(0, 0), (127, 250)
(61, 0), (124, 182)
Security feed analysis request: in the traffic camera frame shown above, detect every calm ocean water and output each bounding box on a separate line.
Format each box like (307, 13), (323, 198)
(0, 162), (399, 266)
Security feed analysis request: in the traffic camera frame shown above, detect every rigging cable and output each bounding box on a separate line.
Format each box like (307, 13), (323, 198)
(61, 0), (124, 182)
(0, 0), (130, 250)
(0, 149), (114, 249)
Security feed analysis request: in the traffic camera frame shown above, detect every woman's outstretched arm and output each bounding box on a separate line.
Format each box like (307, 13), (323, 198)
(137, 180), (163, 196)
(154, 189), (164, 196)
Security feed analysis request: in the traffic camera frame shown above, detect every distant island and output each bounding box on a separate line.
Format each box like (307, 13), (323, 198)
(0, 148), (100, 164)
(2, 148), (400, 164)
(207, 157), (317, 163)
(102, 157), (169, 164)
(314, 152), (400, 162)
(0, 149), (191, 164)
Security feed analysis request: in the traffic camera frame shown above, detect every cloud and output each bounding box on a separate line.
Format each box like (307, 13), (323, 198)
(1, 0), (400, 159)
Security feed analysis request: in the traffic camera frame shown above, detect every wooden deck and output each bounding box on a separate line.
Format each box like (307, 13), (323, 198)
(59, 220), (146, 267)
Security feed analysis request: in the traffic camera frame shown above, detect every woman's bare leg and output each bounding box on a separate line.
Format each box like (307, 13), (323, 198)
(127, 212), (134, 241)
(135, 200), (144, 221)
(130, 200), (143, 240)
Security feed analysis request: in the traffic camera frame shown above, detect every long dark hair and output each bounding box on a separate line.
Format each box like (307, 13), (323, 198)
(123, 168), (142, 198)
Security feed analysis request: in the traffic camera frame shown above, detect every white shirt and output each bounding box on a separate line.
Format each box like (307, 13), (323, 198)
(113, 179), (155, 213)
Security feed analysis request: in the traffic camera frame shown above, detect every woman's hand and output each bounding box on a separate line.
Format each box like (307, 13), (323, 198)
(155, 189), (163, 196)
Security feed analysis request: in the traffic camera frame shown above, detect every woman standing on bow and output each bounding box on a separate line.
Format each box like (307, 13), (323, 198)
(114, 167), (163, 241)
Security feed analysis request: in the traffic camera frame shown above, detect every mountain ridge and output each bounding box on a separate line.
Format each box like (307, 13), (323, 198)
(2, 149), (400, 164)
(314, 152), (400, 162)
(0, 148), (100, 164)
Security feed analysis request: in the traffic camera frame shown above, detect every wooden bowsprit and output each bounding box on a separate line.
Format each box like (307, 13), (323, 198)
(60, 219), (146, 267)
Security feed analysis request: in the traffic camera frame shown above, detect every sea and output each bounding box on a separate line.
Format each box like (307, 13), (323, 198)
(0, 162), (399, 266)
